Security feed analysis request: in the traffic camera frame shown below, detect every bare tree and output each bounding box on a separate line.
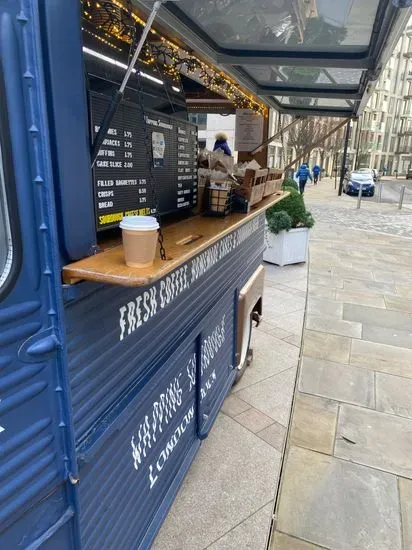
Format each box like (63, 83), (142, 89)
(284, 116), (348, 177)
(353, 127), (372, 169)
(322, 119), (346, 172)
(286, 118), (325, 164)
(323, 119), (345, 154)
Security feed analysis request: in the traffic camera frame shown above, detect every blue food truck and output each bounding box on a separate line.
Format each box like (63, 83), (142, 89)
(0, 0), (409, 548)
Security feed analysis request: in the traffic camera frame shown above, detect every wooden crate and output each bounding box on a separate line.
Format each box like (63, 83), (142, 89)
(235, 168), (268, 206)
(264, 169), (284, 197)
(267, 168), (283, 179)
(250, 182), (266, 204)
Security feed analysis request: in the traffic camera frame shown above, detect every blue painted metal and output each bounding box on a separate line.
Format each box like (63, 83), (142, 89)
(0, 1), (269, 547)
(66, 219), (263, 439)
(7, 0), (408, 546)
(38, 0), (96, 262)
(197, 291), (236, 438)
(66, 218), (264, 548)
(79, 336), (199, 549)
(0, 0), (79, 547)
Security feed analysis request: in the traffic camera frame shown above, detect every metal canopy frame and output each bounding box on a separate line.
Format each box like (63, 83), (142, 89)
(135, 0), (412, 117)
(284, 118), (351, 170)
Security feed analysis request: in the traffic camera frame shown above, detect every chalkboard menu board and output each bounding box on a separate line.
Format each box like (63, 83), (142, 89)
(91, 92), (198, 231)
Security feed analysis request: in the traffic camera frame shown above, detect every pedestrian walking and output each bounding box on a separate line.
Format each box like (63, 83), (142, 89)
(295, 163), (312, 194)
(313, 164), (321, 185)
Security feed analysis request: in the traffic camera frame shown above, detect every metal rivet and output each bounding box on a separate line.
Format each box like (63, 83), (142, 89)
(69, 473), (80, 485)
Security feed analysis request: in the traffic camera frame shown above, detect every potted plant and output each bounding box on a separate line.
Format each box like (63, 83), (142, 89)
(263, 188), (315, 266)
(281, 177), (298, 191)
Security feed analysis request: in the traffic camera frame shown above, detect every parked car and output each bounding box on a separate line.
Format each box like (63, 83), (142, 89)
(357, 167), (379, 182)
(407, 168), (412, 179)
(343, 171), (375, 197)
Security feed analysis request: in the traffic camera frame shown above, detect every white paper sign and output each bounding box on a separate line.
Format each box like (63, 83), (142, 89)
(152, 132), (165, 167)
(235, 109), (264, 152)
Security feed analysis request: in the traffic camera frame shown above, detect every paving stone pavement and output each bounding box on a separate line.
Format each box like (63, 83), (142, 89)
(270, 178), (412, 550)
(309, 202), (412, 238)
(154, 262), (307, 550)
(155, 177), (412, 550)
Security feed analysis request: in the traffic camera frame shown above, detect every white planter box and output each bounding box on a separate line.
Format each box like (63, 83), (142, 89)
(263, 226), (309, 266)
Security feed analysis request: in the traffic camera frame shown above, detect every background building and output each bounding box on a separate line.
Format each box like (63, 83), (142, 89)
(351, 18), (412, 175)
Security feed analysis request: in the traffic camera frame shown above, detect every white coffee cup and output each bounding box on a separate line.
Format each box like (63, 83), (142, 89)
(120, 216), (160, 268)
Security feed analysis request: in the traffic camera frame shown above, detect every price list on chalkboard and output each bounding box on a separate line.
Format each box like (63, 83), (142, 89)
(177, 126), (198, 210)
(91, 93), (198, 230)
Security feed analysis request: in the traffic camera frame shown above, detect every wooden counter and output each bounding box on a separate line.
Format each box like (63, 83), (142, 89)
(63, 192), (287, 287)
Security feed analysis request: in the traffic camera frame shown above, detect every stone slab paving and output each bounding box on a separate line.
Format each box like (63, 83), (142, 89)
(154, 263), (307, 549)
(350, 339), (412, 378)
(235, 367), (297, 427)
(361, 323), (412, 349)
(306, 315), (362, 338)
(155, 177), (412, 550)
(276, 447), (402, 550)
(153, 414), (281, 550)
(271, 179), (412, 550)
(207, 504), (273, 550)
(343, 303), (412, 330)
(309, 203), (412, 239)
(376, 373), (412, 419)
(271, 532), (325, 549)
(335, 404), (412, 478)
(400, 478), (412, 549)
(289, 394), (338, 455)
(299, 357), (374, 408)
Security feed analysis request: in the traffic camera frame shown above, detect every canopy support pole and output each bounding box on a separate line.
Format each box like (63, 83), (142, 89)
(284, 118), (351, 172)
(353, 116), (363, 170)
(338, 120), (352, 196)
(250, 117), (302, 156)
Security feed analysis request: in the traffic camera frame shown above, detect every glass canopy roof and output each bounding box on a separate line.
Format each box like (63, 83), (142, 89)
(242, 66), (364, 87)
(175, 0), (380, 52)
(135, 0), (412, 117)
(275, 97), (353, 108)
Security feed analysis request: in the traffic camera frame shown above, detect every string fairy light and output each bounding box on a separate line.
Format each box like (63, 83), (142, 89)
(81, 0), (267, 116)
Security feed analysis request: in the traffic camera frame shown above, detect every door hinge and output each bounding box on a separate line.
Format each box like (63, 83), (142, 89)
(19, 327), (61, 363)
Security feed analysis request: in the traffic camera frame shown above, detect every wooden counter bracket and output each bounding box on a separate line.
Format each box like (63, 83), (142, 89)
(63, 193), (288, 288)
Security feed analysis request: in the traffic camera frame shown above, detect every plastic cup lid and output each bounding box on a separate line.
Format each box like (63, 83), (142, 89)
(120, 216), (159, 231)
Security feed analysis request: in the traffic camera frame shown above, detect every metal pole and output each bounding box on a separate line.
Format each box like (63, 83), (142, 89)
(91, 0), (164, 165)
(357, 184), (363, 209)
(118, 2), (163, 94)
(334, 153), (338, 189)
(353, 117), (362, 170)
(378, 179), (383, 203)
(285, 118), (349, 171)
(338, 120), (352, 196)
(399, 185), (406, 209)
(251, 117), (302, 155)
